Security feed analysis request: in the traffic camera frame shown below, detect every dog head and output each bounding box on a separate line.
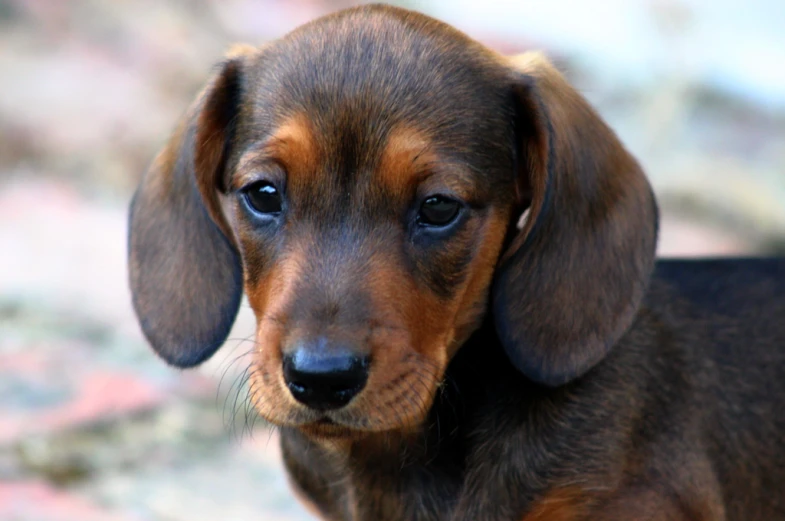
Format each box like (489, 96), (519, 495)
(128, 5), (657, 439)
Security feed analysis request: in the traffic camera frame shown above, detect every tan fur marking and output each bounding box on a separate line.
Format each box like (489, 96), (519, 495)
(247, 247), (308, 425)
(448, 209), (510, 357)
(377, 124), (437, 195)
(233, 112), (320, 190)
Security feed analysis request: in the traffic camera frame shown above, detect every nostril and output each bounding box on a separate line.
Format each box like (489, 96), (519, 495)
(282, 349), (369, 410)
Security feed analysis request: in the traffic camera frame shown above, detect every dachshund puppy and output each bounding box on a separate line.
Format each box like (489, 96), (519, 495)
(128, 5), (785, 520)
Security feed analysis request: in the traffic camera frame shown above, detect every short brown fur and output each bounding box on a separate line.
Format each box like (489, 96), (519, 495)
(128, 5), (785, 520)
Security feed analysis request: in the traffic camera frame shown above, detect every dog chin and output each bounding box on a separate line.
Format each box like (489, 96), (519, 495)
(297, 417), (369, 441)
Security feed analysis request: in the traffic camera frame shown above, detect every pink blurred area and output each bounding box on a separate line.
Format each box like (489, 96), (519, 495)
(0, 1), (782, 520)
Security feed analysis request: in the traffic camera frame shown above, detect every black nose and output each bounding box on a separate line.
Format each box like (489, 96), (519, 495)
(282, 347), (369, 411)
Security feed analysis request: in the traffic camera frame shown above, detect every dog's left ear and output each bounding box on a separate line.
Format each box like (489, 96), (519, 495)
(128, 45), (256, 368)
(492, 53), (659, 387)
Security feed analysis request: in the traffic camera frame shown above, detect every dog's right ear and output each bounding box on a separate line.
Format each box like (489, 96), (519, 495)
(128, 46), (256, 367)
(491, 52), (658, 387)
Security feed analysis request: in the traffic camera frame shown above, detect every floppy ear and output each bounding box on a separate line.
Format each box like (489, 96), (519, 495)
(492, 52), (659, 386)
(128, 46), (255, 367)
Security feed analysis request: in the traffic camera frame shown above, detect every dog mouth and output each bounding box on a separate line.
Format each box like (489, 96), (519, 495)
(249, 352), (443, 437)
(300, 416), (358, 439)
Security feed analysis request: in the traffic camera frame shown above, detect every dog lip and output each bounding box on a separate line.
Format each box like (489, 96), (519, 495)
(300, 417), (359, 439)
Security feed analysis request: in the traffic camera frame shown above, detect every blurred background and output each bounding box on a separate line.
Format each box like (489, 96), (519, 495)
(1, 1), (783, 519)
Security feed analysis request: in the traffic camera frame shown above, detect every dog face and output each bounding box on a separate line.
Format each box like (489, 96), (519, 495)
(129, 5), (658, 440)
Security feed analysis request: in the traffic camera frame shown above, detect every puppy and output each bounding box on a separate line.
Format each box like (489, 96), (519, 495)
(128, 5), (785, 520)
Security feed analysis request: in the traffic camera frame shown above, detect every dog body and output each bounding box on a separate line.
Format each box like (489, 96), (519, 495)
(281, 258), (785, 521)
(128, 5), (785, 520)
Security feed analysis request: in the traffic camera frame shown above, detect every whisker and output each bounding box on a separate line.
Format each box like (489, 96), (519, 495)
(232, 373), (252, 440)
(242, 369), (262, 438)
(214, 341), (255, 401)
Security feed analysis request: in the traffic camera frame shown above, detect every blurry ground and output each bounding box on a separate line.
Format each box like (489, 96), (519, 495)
(0, 1), (783, 520)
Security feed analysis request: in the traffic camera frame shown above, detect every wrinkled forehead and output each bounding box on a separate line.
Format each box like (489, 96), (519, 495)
(233, 114), (481, 207)
(228, 10), (522, 234)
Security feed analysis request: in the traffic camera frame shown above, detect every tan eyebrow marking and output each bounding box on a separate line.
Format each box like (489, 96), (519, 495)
(233, 112), (320, 190)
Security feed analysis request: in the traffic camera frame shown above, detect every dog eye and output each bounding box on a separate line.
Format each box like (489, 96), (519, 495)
(417, 196), (461, 227)
(243, 181), (282, 215)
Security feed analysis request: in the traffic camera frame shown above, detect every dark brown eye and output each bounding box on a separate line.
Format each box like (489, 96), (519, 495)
(244, 181), (282, 215)
(418, 196), (461, 227)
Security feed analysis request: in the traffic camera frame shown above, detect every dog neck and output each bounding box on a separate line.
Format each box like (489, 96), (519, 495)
(280, 388), (469, 520)
(279, 322), (514, 520)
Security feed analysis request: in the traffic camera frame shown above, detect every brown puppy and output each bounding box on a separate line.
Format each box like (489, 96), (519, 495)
(128, 5), (785, 520)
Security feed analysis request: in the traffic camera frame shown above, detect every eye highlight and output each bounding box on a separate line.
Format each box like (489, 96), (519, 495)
(243, 181), (283, 215)
(417, 196), (461, 227)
